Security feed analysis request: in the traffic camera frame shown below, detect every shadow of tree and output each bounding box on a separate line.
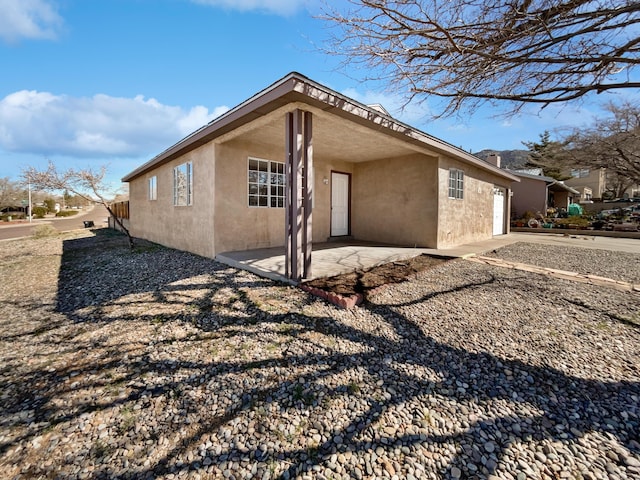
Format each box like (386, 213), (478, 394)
(1, 230), (638, 479)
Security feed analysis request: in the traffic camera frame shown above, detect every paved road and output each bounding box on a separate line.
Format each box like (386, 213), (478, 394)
(0, 205), (110, 241)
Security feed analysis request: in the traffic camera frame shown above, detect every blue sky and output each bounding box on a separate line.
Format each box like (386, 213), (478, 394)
(0, 0), (631, 193)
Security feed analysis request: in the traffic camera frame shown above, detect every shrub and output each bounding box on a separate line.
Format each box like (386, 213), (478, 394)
(1, 213), (25, 221)
(554, 215), (590, 228)
(32, 224), (58, 238)
(55, 210), (79, 217)
(31, 206), (48, 219)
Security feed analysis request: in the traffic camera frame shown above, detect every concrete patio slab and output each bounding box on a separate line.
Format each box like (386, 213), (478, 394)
(215, 233), (639, 283)
(215, 236), (518, 283)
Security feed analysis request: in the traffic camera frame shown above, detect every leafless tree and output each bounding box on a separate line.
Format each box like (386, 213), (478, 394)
(0, 177), (22, 211)
(564, 101), (640, 193)
(322, 0), (640, 117)
(23, 161), (135, 248)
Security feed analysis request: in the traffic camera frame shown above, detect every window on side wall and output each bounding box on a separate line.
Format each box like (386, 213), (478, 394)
(570, 168), (590, 178)
(148, 176), (157, 201)
(248, 157), (285, 208)
(173, 162), (192, 206)
(448, 169), (464, 199)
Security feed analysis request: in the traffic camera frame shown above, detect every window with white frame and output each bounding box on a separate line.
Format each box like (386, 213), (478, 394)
(448, 169), (464, 199)
(148, 176), (157, 201)
(570, 168), (590, 178)
(173, 162), (192, 206)
(248, 157), (285, 208)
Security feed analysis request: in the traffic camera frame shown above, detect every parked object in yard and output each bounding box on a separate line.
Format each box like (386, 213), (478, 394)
(609, 222), (640, 232)
(567, 203), (583, 216)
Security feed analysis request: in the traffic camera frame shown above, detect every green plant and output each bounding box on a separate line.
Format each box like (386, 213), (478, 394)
(306, 444), (319, 460)
(1, 213), (25, 221)
(293, 384), (315, 405)
(118, 407), (137, 434)
(347, 382), (361, 394)
(293, 384), (304, 401)
(55, 210), (79, 217)
(92, 439), (114, 458)
(554, 215), (590, 228)
(44, 198), (56, 212)
(31, 206), (48, 218)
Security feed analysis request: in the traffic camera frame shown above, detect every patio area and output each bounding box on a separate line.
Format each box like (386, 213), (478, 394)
(215, 236), (521, 283)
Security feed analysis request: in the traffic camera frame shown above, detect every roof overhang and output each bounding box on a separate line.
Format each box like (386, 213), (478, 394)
(511, 171), (579, 194)
(548, 182), (580, 195)
(123, 72), (520, 183)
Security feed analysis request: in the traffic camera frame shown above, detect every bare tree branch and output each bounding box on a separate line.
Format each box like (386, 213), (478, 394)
(563, 100), (640, 192)
(22, 161), (135, 249)
(322, 0), (640, 117)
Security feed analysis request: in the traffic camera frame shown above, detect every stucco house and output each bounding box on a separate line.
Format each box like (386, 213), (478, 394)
(122, 72), (519, 281)
(509, 169), (579, 218)
(564, 167), (606, 202)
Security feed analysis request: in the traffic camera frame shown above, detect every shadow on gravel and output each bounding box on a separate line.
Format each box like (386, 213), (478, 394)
(3, 230), (639, 479)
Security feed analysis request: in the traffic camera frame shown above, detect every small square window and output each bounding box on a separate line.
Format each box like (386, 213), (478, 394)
(247, 157), (285, 208)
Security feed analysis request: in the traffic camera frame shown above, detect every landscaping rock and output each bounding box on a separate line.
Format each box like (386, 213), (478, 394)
(0, 230), (638, 479)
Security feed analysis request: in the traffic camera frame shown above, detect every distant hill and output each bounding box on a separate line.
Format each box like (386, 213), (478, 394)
(473, 149), (530, 169)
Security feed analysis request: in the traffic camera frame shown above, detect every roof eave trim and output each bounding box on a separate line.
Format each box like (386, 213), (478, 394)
(122, 72), (520, 184)
(122, 72), (303, 182)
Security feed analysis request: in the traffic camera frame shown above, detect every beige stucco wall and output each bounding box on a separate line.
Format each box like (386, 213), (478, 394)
(127, 104), (516, 256)
(351, 154), (438, 247)
(128, 143), (216, 258)
(313, 158), (355, 241)
(437, 156), (508, 248)
(213, 139), (356, 251)
(565, 168), (606, 199)
(213, 140), (286, 253)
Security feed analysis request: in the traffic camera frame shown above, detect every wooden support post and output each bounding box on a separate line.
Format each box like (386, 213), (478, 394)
(285, 109), (313, 281)
(303, 111), (313, 279)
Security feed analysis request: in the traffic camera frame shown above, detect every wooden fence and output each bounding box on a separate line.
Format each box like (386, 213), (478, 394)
(110, 201), (129, 220)
(109, 201), (130, 232)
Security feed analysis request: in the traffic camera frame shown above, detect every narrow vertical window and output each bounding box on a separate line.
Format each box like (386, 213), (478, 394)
(173, 162), (192, 206)
(448, 169), (464, 199)
(148, 176), (157, 201)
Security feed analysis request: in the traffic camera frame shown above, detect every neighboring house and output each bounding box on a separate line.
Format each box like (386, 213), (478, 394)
(509, 169), (579, 218)
(122, 72), (519, 281)
(564, 167), (606, 202)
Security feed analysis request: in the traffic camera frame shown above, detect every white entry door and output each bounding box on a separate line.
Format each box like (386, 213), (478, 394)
(331, 172), (350, 236)
(493, 189), (505, 236)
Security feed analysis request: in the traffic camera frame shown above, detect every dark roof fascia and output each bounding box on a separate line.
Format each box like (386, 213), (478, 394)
(292, 77), (520, 183)
(122, 74), (300, 182)
(548, 181), (580, 194)
(123, 72), (520, 183)
(510, 171), (579, 194)
(511, 171), (557, 183)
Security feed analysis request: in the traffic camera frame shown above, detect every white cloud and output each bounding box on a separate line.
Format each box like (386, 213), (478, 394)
(0, 90), (229, 158)
(0, 0), (63, 43)
(190, 0), (309, 16)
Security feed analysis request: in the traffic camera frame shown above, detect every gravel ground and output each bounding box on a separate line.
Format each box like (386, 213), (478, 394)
(1, 229), (639, 480)
(485, 242), (640, 284)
